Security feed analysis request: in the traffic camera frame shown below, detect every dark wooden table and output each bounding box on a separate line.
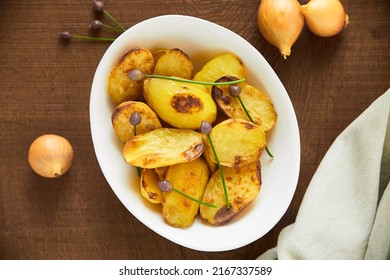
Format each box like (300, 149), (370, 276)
(0, 0), (389, 260)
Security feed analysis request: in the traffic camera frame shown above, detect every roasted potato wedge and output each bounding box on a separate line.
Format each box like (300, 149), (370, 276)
(200, 161), (261, 225)
(143, 78), (217, 129)
(123, 128), (204, 168)
(212, 76), (277, 131)
(153, 48), (194, 79)
(162, 158), (209, 227)
(193, 53), (245, 88)
(108, 47), (154, 104)
(140, 168), (162, 204)
(111, 101), (162, 143)
(206, 118), (266, 169)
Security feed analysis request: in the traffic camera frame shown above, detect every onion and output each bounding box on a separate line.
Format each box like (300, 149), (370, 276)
(28, 134), (74, 178)
(301, 0), (349, 37)
(257, 0), (304, 59)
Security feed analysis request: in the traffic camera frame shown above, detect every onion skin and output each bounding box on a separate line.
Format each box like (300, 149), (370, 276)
(28, 134), (74, 178)
(301, 0), (349, 37)
(257, 0), (304, 58)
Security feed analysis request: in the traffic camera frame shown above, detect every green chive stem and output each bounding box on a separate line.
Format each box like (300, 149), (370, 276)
(103, 10), (126, 32)
(71, 35), (115, 42)
(143, 74), (245, 86)
(172, 187), (217, 208)
(237, 95), (254, 123)
(265, 146), (274, 158)
(101, 23), (123, 33)
(237, 95), (274, 159)
(207, 134), (230, 209)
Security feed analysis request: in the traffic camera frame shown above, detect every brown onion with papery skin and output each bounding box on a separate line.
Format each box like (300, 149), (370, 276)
(28, 134), (74, 178)
(257, 0), (304, 59)
(301, 0), (349, 37)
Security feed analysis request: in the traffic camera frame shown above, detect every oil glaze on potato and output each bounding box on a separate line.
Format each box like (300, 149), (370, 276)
(162, 158), (209, 227)
(212, 76), (277, 131)
(123, 128), (204, 168)
(153, 48), (194, 79)
(200, 161), (261, 225)
(143, 78), (217, 129)
(111, 101), (162, 143)
(193, 53), (245, 88)
(140, 168), (162, 204)
(206, 118), (266, 169)
(108, 47), (154, 104)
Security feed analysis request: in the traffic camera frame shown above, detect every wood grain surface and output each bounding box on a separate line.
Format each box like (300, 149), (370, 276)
(0, 0), (389, 260)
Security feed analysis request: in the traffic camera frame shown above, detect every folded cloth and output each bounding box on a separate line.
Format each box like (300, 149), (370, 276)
(258, 89), (390, 260)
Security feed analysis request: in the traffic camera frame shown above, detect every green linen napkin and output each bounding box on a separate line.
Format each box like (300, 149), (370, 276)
(258, 89), (390, 260)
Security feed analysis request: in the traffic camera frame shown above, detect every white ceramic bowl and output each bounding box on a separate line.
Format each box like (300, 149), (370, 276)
(90, 15), (300, 252)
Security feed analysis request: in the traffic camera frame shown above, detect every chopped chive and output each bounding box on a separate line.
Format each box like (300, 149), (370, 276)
(89, 20), (123, 33)
(172, 187), (217, 208)
(142, 74), (245, 86)
(93, 1), (125, 32)
(71, 35), (115, 41)
(200, 121), (230, 209)
(59, 32), (115, 42)
(237, 95), (254, 123)
(265, 146), (274, 158)
(127, 69), (245, 86)
(103, 10), (126, 32)
(158, 180), (217, 208)
(206, 134), (230, 209)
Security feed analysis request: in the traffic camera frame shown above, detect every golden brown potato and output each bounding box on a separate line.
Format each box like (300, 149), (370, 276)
(153, 48), (194, 79)
(193, 53), (245, 89)
(206, 118), (266, 169)
(143, 78), (217, 129)
(108, 47), (154, 104)
(111, 101), (162, 143)
(162, 158), (209, 227)
(123, 128), (204, 168)
(212, 76), (277, 131)
(200, 161), (261, 225)
(140, 168), (162, 204)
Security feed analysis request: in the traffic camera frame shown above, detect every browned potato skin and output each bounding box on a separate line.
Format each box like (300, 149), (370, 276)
(206, 118), (266, 169)
(123, 128), (204, 168)
(162, 158), (209, 227)
(108, 47), (154, 104)
(153, 48), (194, 79)
(140, 168), (162, 204)
(111, 101), (162, 143)
(200, 161), (261, 225)
(212, 76), (277, 131)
